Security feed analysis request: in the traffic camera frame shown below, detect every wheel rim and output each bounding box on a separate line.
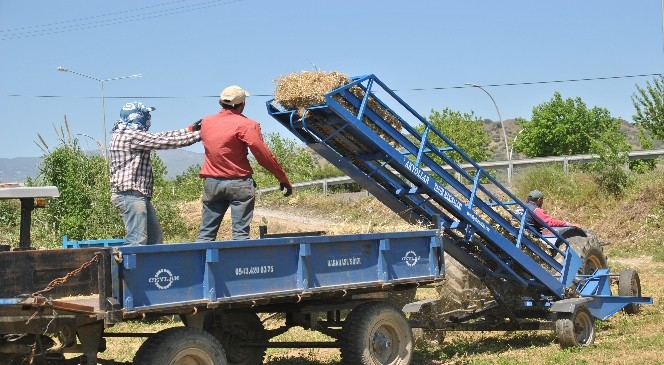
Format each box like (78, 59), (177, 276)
(573, 310), (594, 345)
(583, 255), (603, 274)
(171, 348), (215, 365)
(371, 323), (400, 363)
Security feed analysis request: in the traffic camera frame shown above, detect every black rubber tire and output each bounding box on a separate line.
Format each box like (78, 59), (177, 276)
(436, 254), (492, 310)
(566, 232), (608, 275)
(341, 301), (413, 365)
(133, 327), (227, 365)
(618, 269), (642, 314)
(413, 254), (491, 347)
(555, 306), (596, 348)
(1, 335), (64, 365)
(208, 311), (266, 365)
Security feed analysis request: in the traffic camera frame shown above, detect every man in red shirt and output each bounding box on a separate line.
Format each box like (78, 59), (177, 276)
(197, 85), (293, 240)
(522, 190), (576, 232)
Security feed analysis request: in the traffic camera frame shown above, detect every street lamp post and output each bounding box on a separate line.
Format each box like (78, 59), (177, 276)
(57, 66), (142, 158)
(465, 83), (511, 182)
(509, 129), (524, 161)
(508, 129), (524, 184)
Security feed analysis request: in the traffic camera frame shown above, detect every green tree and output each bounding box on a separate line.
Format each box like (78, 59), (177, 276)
(513, 92), (622, 157)
(33, 135), (122, 243)
(421, 107), (492, 163)
(151, 152), (169, 193)
(589, 128), (633, 196)
(251, 133), (319, 187)
(171, 164), (204, 202)
(629, 125), (657, 173)
(632, 75), (664, 140)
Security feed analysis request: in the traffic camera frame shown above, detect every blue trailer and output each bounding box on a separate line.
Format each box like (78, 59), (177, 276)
(0, 73), (653, 365)
(0, 187), (442, 365)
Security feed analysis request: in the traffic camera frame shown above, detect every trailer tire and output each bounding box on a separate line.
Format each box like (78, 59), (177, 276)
(619, 269), (642, 314)
(555, 306), (595, 348)
(209, 311), (266, 365)
(341, 301), (412, 365)
(133, 327), (227, 365)
(566, 232), (607, 275)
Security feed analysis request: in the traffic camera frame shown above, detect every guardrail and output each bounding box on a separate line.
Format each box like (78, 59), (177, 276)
(258, 148), (664, 194)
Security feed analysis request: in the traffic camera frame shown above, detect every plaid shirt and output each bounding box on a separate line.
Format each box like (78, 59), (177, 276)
(110, 128), (201, 197)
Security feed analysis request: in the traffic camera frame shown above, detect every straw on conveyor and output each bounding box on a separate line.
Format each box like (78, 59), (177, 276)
(273, 71), (402, 145)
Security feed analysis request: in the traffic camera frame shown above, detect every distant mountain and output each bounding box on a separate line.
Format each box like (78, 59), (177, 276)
(154, 149), (203, 177)
(0, 150), (204, 184)
(0, 157), (41, 183)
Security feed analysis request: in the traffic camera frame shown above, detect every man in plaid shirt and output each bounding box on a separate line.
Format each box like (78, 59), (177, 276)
(110, 101), (201, 245)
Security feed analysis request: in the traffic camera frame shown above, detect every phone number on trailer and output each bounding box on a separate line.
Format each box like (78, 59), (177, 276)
(234, 265), (274, 276)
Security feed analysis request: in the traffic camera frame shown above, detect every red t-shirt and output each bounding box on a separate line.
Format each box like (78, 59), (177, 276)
(533, 207), (569, 227)
(199, 109), (290, 185)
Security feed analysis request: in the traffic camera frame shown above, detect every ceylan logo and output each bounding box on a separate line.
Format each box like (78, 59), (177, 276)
(402, 250), (420, 267)
(148, 268), (180, 290)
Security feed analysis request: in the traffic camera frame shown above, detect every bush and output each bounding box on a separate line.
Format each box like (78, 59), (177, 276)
(0, 200), (19, 245)
(589, 128), (634, 196)
(30, 136), (122, 246)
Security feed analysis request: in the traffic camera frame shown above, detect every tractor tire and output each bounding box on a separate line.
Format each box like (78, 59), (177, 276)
(618, 269), (642, 314)
(566, 231), (608, 275)
(436, 254), (492, 311)
(411, 255), (491, 347)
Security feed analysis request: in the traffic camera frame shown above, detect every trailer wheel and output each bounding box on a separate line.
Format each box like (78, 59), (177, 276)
(619, 269), (642, 314)
(209, 311), (266, 365)
(133, 327), (227, 365)
(566, 232), (607, 275)
(555, 306), (595, 348)
(1, 334), (64, 365)
(341, 301), (413, 365)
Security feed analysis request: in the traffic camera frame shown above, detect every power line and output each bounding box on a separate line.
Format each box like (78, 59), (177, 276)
(6, 72), (662, 98)
(0, 0), (191, 33)
(398, 73), (663, 91)
(0, 0), (243, 41)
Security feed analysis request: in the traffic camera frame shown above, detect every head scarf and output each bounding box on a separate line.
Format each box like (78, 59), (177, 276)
(112, 101), (155, 132)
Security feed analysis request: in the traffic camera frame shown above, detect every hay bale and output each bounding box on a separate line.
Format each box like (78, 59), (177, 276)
(273, 70), (402, 146)
(274, 71), (350, 114)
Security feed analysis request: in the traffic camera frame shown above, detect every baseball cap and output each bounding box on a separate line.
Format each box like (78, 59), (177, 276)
(528, 190), (544, 199)
(219, 85), (250, 106)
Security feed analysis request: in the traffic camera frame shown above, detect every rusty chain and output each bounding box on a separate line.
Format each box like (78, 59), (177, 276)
(30, 251), (103, 298)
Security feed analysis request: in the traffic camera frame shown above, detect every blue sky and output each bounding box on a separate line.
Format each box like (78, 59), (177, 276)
(1, 0), (662, 158)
